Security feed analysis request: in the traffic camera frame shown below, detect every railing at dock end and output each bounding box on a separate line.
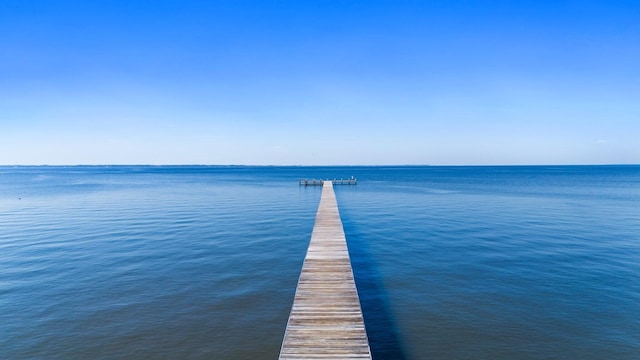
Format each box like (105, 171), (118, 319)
(299, 178), (357, 186)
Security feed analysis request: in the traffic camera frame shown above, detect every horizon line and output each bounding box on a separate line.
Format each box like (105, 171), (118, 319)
(1, 163), (638, 167)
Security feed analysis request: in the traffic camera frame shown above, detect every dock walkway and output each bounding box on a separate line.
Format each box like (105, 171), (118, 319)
(279, 181), (371, 359)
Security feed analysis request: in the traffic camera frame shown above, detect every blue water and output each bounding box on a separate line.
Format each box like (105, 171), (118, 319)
(1, 166), (638, 359)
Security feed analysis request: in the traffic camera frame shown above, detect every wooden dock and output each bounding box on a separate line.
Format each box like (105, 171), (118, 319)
(279, 181), (371, 359)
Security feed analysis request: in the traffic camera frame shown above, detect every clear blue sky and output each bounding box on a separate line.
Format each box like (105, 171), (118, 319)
(1, 0), (638, 165)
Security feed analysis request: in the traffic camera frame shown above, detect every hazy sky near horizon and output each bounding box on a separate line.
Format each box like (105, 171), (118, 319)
(1, 0), (639, 165)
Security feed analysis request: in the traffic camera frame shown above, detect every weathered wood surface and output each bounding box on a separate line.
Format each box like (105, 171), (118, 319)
(280, 181), (371, 359)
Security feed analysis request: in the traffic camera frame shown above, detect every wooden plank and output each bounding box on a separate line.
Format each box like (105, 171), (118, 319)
(280, 181), (371, 359)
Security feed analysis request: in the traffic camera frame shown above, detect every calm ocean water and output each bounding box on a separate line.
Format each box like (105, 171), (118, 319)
(1, 165), (638, 359)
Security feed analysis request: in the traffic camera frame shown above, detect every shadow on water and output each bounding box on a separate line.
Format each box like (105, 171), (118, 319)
(344, 219), (408, 360)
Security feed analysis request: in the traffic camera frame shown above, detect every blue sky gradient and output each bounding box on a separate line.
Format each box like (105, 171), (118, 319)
(2, 0), (639, 165)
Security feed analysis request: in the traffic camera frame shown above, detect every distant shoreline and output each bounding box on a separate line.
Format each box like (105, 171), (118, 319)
(1, 164), (638, 168)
